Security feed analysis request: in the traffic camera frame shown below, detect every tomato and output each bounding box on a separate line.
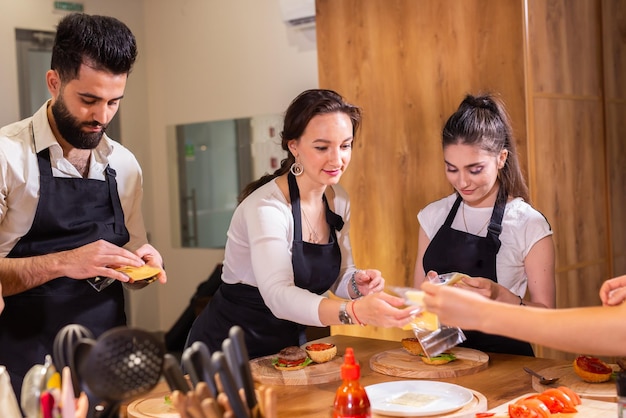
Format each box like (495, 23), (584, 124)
(557, 385), (582, 405)
(525, 393), (565, 413)
(509, 398), (551, 418)
(475, 413), (495, 417)
(542, 388), (577, 413)
(306, 343), (334, 351)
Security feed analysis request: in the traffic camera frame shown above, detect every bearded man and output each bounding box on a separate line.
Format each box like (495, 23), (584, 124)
(0, 13), (167, 401)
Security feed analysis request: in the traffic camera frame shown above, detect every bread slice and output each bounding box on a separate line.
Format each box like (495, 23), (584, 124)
(401, 338), (424, 356)
(573, 355), (612, 383)
(305, 343), (337, 363)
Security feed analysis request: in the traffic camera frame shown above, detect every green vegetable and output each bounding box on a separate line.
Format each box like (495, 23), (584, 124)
(420, 352), (457, 361)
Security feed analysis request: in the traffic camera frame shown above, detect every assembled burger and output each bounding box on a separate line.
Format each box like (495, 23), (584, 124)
(272, 346), (312, 371)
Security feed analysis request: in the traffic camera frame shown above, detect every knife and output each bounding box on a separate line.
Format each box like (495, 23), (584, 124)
(182, 341), (218, 397)
(211, 349), (249, 418)
(228, 326), (257, 409)
(163, 353), (191, 392)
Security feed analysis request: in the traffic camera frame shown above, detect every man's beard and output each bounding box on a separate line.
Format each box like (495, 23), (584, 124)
(51, 97), (107, 149)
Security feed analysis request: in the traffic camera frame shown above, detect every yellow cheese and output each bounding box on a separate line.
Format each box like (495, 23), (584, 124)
(115, 265), (162, 281)
(400, 289), (440, 331)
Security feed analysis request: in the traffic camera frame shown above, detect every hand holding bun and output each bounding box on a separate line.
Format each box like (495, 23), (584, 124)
(115, 264), (162, 281)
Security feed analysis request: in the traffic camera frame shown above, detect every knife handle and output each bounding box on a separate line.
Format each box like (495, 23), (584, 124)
(228, 326), (257, 409)
(163, 354), (191, 392)
(210, 351), (249, 418)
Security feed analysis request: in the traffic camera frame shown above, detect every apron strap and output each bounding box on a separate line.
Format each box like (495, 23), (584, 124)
(486, 186), (507, 252)
(287, 173), (303, 241)
(444, 195), (463, 227)
(105, 166), (126, 235)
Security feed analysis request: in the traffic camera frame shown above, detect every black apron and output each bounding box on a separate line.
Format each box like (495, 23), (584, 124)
(422, 188), (534, 356)
(187, 173), (344, 358)
(0, 141), (129, 400)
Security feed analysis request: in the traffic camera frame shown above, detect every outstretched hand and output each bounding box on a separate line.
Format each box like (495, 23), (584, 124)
(600, 275), (626, 306)
(421, 281), (490, 330)
(351, 291), (414, 328)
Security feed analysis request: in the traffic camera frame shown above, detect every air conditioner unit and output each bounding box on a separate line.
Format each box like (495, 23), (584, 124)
(279, 0), (315, 29)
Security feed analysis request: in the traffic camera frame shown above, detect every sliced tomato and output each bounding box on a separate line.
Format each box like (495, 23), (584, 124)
(509, 398), (551, 418)
(541, 388), (577, 413)
(556, 386), (582, 405)
(475, 413), (495, 417)
(525, 393), (565, 413)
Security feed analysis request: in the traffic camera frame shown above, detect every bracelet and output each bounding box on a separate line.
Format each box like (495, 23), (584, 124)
(350, 270), (363, 299)
(518, 295), (525, 306)
(350, 300), (365, 326)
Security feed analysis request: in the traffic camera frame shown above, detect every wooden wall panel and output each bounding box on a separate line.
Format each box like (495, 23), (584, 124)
(528, 0), (602, 96)
(606, 103), (626, 275)
(603, 0), (626, 278)
(602, 0), (626, 99)
(531, 99), (607, 268)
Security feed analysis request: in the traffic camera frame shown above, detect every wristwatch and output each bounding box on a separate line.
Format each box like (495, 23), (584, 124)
(338, 302), (353, 325)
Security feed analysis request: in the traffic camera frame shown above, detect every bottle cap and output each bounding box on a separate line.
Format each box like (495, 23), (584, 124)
(341, 347), (360, 380)
(617, 371), (626, 397)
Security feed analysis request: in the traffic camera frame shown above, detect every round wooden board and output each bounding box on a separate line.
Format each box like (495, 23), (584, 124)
(126, 391), (178, 418)
(250, 354), (343, 385)
(369, 347), (489, 379)
(530, 364), (619, 399)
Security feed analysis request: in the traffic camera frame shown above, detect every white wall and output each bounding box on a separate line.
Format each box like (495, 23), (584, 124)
(0, 0), (319, 332)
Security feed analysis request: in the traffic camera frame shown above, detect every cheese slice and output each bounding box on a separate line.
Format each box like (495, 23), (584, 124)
(115, 265), (162, 281)
(401, 290), (439, 331)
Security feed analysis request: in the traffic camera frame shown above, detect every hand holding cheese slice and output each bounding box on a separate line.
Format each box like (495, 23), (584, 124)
(115, 265), (162, 281)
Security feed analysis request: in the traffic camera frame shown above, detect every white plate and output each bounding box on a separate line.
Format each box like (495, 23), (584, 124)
(365, 380), (474, 417)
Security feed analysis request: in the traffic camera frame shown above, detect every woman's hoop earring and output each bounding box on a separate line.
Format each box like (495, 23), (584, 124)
(290, 162), (304, 176)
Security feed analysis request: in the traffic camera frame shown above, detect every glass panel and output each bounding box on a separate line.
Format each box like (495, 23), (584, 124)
(173, 114), (285, 248)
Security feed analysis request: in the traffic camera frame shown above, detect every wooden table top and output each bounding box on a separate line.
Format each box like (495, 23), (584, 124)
(265, 334), (570, 417)
(125, 334), (593, 418)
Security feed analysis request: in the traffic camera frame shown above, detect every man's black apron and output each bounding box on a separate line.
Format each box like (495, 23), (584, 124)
(187, 172), (344, 359)
(422, 188), (534, 356)
(0, 143), (129, 400)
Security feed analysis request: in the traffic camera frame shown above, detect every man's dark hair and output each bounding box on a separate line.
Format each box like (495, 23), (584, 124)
(51, 13), (138, 82)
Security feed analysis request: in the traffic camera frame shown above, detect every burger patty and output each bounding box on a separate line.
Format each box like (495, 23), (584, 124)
(277, 346), (307, 362)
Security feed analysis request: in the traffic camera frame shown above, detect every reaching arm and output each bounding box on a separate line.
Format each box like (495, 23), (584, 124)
(422, 280), (626, 356)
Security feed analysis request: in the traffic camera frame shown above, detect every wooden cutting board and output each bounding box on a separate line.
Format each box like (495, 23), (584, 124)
(126, 390), (178, 418)
(369, 347), (489, 379)
(489, 393), (617, 417)
(250, 354), (343, 385)
(530, 364), (619, 400)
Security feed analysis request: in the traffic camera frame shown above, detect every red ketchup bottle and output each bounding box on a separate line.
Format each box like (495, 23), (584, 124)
(333, 347), (371, 418)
